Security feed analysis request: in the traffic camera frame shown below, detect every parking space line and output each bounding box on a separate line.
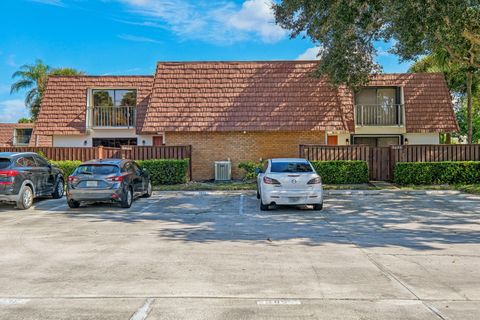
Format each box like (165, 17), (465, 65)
(239, 194), (245, 214)
(39, 203), (67, 214)
(129, 298), (154, 320)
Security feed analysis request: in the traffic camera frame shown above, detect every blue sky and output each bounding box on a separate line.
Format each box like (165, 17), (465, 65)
(0, 0), (411, 122)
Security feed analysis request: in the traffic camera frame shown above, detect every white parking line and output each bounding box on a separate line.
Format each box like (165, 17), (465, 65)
(239, 194), (245, 214)
(39, 203), (67, 214)
(0, 298), (30, 305)
(257, 300), (301, 305)
(129, 298), (154, 320)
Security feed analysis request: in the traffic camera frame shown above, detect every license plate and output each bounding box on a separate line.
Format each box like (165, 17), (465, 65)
(288, 197), (300, 203)
(86, 181), (97, 187)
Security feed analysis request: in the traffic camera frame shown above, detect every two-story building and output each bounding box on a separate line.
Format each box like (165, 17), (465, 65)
(31, 61), (458, 180)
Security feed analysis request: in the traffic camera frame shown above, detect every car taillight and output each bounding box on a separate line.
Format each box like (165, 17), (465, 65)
(263, 176), (280, 185)
(68, 176), (79, 183)
(108, 175), (125, 182)
(307, 176), (322, 184)
(0, 170), (20, 177)
(0, 170), (19, 185)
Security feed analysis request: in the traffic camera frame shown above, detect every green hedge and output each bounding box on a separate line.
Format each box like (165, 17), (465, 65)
(49, 159), (189, 185)
(51, 160), (82, 178)
(137, 159), (189, 185)
(394, 161), (480, 185)
(238, 160), (265, 181)
(311, 160), (369, 184)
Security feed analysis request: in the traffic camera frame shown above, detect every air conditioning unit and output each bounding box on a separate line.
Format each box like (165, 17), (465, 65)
(215, 160), (231, 181)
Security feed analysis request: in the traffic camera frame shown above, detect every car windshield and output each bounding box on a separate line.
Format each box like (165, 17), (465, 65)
(270, 162), (313, 173)
(0, 158), (11, 169)
(75, 164), (119, 176)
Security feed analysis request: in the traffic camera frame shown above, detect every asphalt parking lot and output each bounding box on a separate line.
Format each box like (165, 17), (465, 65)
(0, 190), (479, 319)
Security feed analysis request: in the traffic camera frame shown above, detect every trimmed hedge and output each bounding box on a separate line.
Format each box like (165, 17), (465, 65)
(51, 160), (82, 178)
(49, 159), (189, 185)
(311, 160), (369, 184)
(394, 161), (480, 185)
(137, 159), (189, 185)
(238, 160), (265, 181)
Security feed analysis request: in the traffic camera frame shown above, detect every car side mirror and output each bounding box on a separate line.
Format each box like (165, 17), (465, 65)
(255, 168), (263, 174)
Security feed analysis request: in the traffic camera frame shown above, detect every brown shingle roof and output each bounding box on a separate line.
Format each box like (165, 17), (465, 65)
(36, 62), (458, 135)
(141, 61), (347, 133)
(0, 123), (34, 147)
(34, 76), (154, 135)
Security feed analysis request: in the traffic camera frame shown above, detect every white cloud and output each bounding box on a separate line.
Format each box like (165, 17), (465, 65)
(0, 99), (29, 123)
(29, 0), (65, 7)
(225, 0), (286, 43)
(296, 46), (322, 60)
(116, 0), (286, 44)
(118, 34), (161, 43)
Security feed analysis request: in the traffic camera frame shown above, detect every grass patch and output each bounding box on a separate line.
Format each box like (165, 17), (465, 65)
(397, 184), (480, 195)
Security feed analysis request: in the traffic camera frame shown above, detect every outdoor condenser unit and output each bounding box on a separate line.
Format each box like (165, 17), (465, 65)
(214, 160), (232, 181)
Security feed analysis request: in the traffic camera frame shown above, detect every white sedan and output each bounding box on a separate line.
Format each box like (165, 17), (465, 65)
(256, 158), (323, 211)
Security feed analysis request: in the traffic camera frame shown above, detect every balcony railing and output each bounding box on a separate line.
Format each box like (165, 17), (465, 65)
(87, 106), (136, 128)
(355, 104), (404, 126)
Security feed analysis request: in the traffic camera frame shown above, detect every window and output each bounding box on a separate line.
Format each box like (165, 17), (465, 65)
(352, 135), (402, 147)
(270, 162), (313, 173)
(34, 156), (50, 167)
(92, 138), (137, 148)
(75, 165), (119, 175)
(16, 156), (37, 167)
(92, 89), (137, 107)
(0, 158), (11, 169)
(14, 128), (32, 146)
(355, 87), (400, 106)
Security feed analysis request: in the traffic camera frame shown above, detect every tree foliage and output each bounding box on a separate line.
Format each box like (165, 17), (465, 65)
(10, 60), (84, 120)
(17, 117), (33, 123)
(274, 0), (480, 141)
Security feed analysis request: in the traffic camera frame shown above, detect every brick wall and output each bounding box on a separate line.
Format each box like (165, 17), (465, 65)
(166, 131), (326, 180)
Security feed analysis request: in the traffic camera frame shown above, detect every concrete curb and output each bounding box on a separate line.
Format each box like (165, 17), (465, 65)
(155, 189), (464, 196)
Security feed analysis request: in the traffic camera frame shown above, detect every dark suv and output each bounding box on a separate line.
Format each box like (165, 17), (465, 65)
(66, 159), (152, 208)
(0, 152), (65, 209)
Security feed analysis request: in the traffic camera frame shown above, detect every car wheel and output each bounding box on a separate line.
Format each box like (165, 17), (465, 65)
(121, 187), (133, 208)
(313, 203), (323, 211)
(52, 179), (64, 199)
(16, 185), (34, 210)
(142, 181), (152, 198)
(260, 197), (270, 211)
(68, 199), (80, 208)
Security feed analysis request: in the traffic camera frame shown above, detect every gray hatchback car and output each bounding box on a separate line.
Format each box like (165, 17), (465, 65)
(66, 159), (152, 208)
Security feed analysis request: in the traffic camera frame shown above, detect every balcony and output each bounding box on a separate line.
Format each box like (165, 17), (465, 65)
(355, 104), (404, 126)
(87, 106), (136, 128)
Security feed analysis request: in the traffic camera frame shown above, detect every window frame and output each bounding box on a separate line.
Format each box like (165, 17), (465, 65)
(88, 88), (138, 108)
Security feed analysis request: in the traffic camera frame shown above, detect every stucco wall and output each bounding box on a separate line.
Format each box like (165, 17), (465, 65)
(404, 133), (440, 144)
(52, 129), (154, 147)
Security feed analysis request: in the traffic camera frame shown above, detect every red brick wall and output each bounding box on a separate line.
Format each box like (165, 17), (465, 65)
(166, 131), (326, 180)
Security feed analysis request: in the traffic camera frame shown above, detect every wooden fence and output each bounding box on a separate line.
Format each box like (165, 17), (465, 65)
(0, 145), (193, 180)
(300, 144), (480, 181)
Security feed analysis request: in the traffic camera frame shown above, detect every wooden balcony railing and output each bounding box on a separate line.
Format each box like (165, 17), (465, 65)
(87, 106), (136, 128)
(355, 104), (404, 126)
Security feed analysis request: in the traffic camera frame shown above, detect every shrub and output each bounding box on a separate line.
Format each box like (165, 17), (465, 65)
(394, 161), (480, 185)
(238, 160), (265, 181)
(51, 160), (82, 178)
(137, 159), (189, 185)
(311, 160), (369, 184)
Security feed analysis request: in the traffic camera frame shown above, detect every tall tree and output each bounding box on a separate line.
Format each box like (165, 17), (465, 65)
(274, 1), (480, 142)
(10, 60), (84, 120)
(410, 53), (480, 143)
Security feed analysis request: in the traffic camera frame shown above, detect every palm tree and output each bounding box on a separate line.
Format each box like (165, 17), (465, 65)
(10, 60), (84, 120)
(409, 52), (479, 144)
